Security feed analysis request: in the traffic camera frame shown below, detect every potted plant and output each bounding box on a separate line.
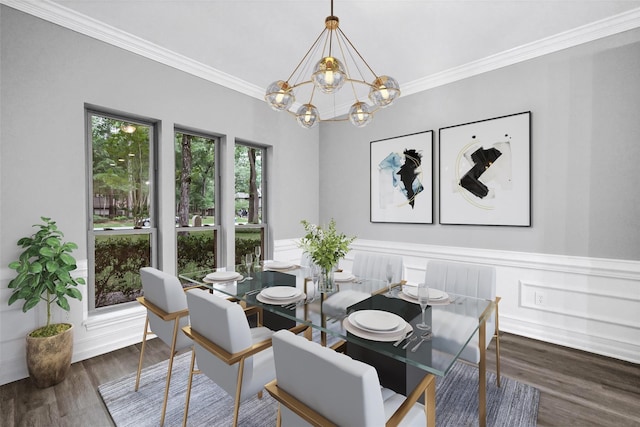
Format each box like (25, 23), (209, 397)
(298, 219), (355, 292)
(7, 217), (85, 388)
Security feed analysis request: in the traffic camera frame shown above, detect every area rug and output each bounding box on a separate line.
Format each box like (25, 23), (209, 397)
(99, 349), (539, 427)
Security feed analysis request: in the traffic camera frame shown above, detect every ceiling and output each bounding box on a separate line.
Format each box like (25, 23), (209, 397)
(11, 0), (640, 118)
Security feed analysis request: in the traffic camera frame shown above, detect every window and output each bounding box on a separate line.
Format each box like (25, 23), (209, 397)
(175, 130), (219, 276)
(87, 110), (156, 310)
(235, 142), (266, 265)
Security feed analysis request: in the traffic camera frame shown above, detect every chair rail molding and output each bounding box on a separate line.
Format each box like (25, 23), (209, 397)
(276, 238), (640, 364)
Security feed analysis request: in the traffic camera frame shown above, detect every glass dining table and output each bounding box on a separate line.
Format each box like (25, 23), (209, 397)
(179, 262), (496, 427)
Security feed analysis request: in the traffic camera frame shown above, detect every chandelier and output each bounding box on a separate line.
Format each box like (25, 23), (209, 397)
(264, 0), (400, 129)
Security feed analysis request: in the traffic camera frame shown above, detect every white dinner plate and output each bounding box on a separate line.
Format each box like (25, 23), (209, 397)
(204, 271), (242, 282)
(402, 285), (418, 298)
(256, 292), (306, 305)
(260, 286), (301, 300)
(343, 317), (412, 342)
(399, 287), (450, 305)
(348, 310), (405, 333)
(333, 271), (355, 282)
(264, 261), (295, 270)
(430, 289), (448, 300)
(402, 286), (448, 300)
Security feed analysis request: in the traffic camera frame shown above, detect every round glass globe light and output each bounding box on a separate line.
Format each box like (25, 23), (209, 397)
(296, 104), (319, 129)
(348, 102), (373, 127)
(369, 75), (400, 108)
(265, 80), (294, 111)
(312, 57), (346, 94)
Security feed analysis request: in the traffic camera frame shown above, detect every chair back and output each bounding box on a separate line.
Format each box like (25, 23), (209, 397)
(185, 289), (257, 398)
(424, 260), (496, 352)
(139, 267), (191, 350)
(352, 251), (404, 283)
(272, 330), (387, 427)
(424, 260), (495, 301)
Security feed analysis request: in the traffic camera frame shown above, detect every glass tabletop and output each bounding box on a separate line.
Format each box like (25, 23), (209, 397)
(179, 263), (494, 377)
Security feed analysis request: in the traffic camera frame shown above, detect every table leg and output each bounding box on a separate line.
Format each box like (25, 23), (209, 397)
(479, 320), (486, 427)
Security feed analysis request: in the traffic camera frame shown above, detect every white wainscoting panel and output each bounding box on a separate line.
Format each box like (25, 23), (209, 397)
(276, 238), (640, 364)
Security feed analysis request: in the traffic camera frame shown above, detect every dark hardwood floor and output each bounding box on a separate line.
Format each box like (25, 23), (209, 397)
(486, 334), (640, 426)
(1, 332), (638, 426)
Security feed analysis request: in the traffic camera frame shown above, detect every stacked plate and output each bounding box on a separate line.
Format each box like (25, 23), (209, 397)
(333, 271), (356, 282)
(257, 286), (305, 305)
(203, 271), (243, 283)
(263, 260), (296, 271)
(343, 310), (412, 342)
(400, 285), (450, 305)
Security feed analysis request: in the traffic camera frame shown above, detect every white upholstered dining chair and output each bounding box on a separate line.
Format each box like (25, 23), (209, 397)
(265, 329), (433, 427)
(136, 267), (194, 426)
(351, 251), (404, 284)
(323, 251), (404, 319)
(425, 259), (501, 386)
(181, 288), (309, 427)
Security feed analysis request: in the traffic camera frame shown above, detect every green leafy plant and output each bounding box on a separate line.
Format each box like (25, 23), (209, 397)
(298, 219), (356, 272)
(94, 235), (149, 308)
(7, 217), (85, 337)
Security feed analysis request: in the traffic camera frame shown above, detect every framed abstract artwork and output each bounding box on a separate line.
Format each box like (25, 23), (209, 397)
(370, 130), (433, 224)
(439, 111), (531, 226)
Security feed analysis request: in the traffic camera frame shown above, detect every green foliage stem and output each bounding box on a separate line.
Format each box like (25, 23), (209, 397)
(298, 219), (355, 272)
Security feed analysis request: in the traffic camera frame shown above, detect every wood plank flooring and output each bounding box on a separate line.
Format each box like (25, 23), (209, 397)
(1, 332), (638, 426)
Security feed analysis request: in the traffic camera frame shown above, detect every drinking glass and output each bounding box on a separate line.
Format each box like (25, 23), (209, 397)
(309, 264), (320, 302)
(385, 263), (394, 297)
(254, 246), (261, 265)
(416, 282), (431, 331)
(244, 253), (253, 279)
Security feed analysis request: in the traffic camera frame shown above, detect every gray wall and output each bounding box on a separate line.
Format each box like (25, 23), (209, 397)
(0, 6), (320, 384)
(320, 28), (640, 261)
(0, 6), (319, 272)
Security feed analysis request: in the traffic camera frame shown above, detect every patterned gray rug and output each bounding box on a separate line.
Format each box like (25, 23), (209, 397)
(99, 347), (539, 427)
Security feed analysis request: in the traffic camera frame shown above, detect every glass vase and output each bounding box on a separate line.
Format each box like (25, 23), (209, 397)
(318, 266), (336, 293)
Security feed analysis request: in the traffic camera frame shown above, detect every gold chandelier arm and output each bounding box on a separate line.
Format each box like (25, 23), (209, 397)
(286, 27), (329, 83)
(337, 27), (378, 78)
(309, 84), (317, 104)
(289, 78), (375, 91)
(344, 78), (377, 89)
(333, 28), (366, 101)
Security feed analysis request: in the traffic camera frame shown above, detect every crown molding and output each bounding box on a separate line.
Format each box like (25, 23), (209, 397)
(0, 0), (265, 100)
(402, 6), (640, 96)
(3, 0), (640, 111)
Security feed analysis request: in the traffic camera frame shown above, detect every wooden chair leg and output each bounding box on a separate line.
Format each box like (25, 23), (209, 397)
(160, 318), (181, 426)
(134, 315), (150, 391)
(425, 376), (436, 427)
(276, 405), (282, 427)
(494, 302), (501, 387)
(182, 348), (197, 427)
(232, 359), (246, 427)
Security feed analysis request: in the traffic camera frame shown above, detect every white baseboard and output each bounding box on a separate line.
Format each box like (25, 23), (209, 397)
(0, 331), (145, 386)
